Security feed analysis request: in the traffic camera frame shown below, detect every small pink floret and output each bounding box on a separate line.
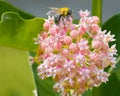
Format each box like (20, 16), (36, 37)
(43, 21), (50, 31)
(69, 43), (77, 52)
(70, 29), (79, 39)
(63, 36), (72, 45)
(90, 24), (99, 32)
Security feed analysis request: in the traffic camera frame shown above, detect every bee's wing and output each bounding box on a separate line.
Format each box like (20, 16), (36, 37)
(49, 7), (62, 14)
(49, 7), (59, 10)
(46, 11), (55, 16)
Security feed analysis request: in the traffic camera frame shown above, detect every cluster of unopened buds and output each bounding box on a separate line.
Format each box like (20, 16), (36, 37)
(33, 10), (117, 96)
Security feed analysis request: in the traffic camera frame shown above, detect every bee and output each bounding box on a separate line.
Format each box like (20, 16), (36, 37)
(47, 7), (73, 24)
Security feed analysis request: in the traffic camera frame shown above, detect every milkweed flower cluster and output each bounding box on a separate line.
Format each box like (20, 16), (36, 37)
(34, 10), (117, 96)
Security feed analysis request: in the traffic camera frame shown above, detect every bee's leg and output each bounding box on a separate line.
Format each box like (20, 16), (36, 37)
(66, 15), (71, 21)
(61, 16), (65, 23)
(55, 14), (61, 24)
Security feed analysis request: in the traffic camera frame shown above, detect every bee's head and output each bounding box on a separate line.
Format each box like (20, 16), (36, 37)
(68, 9), (73, 15)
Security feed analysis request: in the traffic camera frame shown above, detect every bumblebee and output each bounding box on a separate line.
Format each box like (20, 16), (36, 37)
(47, 7), (73, 24)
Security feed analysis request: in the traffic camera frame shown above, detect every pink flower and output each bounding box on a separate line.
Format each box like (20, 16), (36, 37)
(63, 36), (72, 45)
(62, 49), (69, 56)
(92, 40), (101, 49)
(91, 16), (100, 24)
(43, 21), (50, 31)
(90, 24), (99, 32)
(78, 24), (87, 35)
(79, 10), (90, 17)
(77, 39), (89, 51)
(69, 43), (78, 52)
(49, 27), (58, 36)
(70, 29), (79, 39)
(90, 52), (99, 61)
(76, 54), (85, 66)
(33, 10), (117, 96)
(40, 32), (48, 39)
(53, 42), (62, 51)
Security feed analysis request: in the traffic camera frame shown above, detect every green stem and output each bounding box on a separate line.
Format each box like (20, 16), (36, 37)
(92, 0), (102, 26)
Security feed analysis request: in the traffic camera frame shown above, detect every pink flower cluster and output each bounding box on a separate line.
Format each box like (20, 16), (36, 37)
(34, 10), (117, 96)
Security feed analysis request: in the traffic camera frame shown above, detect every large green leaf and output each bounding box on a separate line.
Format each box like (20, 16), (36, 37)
(102, 13), (120, 56)
(102, 13), (120, 72)
(0, 12), (44, 51)
(111, 56), (120, 73)
(0, 1), (44, 52)
(92, 73), (120, 96)
(0, 1), (34, 20)
(0, 47), (35, 96)
(83, 89), (93, 96)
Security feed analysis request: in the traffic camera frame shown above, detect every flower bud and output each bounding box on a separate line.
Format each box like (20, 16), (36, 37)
(70, 30), (79, 39)
(63, 36), (72, 45)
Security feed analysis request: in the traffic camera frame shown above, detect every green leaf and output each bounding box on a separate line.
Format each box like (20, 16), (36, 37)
(102, 13), (120, 73)
(102, 13), (120, 56)
(0, 1), (44, 52)
(0, 47), (35, 96)
(83, 89), (93, 96)
(32, 63), (59, 96)
(111, 56), (120, 73)
(92, 73), (120, 96)
(0, 1), (34, 20)
(0, 12), (44, 51)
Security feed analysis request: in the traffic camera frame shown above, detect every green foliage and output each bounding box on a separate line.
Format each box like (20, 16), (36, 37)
(92, 73), (120, 96)
(83, 89), (93, 96)
(0, 47), (35, 96)
(0, 1), (34, 20)
(102, 13), (120, 56)
(0, 12), (44, 52)
(0, 1), (44, 52)
(102, 13), (120, 73)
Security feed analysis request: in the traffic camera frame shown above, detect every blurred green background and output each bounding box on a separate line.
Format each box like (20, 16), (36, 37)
(0, 47), (35, 96)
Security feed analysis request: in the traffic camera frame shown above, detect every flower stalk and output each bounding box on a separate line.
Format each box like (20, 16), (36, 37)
(92, 0), (102, 25)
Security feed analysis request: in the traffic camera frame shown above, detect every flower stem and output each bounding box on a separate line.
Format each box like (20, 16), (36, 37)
(92, 0), (102, 26)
